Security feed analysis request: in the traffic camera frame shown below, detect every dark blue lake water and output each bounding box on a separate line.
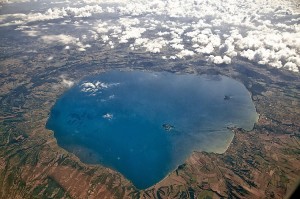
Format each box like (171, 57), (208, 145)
(46, 70), (257, 189)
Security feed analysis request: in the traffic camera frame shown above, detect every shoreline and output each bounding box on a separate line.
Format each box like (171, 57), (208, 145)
(1, 55), (299, 198)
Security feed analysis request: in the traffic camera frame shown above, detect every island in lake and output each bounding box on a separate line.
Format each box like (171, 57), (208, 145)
(162, 123), (175, 132)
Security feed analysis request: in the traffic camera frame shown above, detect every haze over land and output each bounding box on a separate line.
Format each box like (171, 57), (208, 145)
(0, 0), (299, 73)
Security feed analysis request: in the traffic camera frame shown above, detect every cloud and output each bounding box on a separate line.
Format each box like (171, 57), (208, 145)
(191, 34), (209, 45)
(284, 62), (299, 72)
(60, 76), (74, 88)
(0, 5), (103, 26)
(239, 38), (299, 70)
(195, 43), (214, 54)
(287, 56), (300, 66)
(80, 81), (120, 93)
(209, 56), (223, 65)
(208, 55), (232, 65)
(119, 27), (146, 43)
(94, 22), (110, 34)
(157, 31), (170, 36)
(64, 5), (103, 18)
(101, 35), (109, 43)
(240, 49), (256, 61)
(102, 113), (113, 120)
(235, 36), (263, 51)
(134, 38), (149, 46)
(0, 13), (26, 26)
(209, 35), (221, 48)
(171, 43), (184, 50)
(22, 30), (40, 37)
(2, 0), (299, 72)
(118, 17), (140, 27)
(2, 0), (30, 3)
(40, 34), (90, 51)
(62, 79), (74, 88)
(133, 37), (168, 53)
(219, 40), (237, 58)
(40, 34), (77, 45)
(176, 49), (195, 59)
(222, 56), (232, 64)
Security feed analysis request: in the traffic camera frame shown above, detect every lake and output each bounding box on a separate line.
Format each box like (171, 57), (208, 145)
(46, 70), (257, 189)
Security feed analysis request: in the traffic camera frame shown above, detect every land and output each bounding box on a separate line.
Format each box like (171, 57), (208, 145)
(0, 42), (299, 199)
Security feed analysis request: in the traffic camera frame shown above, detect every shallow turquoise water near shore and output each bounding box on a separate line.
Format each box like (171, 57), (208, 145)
(46, 70), (257, 189)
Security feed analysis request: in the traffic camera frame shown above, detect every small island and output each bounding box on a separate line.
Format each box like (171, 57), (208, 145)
(224, 95), (231, 100)
(162, 123), (175, 132)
